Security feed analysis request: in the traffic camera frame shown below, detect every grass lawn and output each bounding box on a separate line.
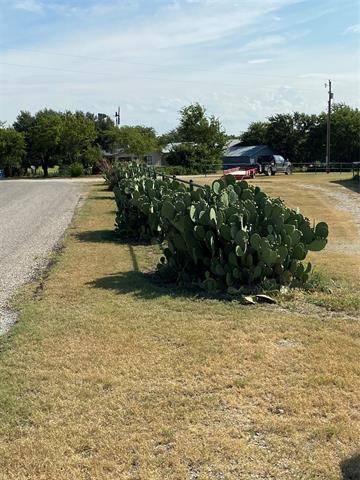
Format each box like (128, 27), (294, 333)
(0, 174), (359, 479)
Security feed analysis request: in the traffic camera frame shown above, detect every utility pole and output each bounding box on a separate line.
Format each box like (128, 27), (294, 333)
(115, 106), (121, 127)
(325, 80), (333, 173)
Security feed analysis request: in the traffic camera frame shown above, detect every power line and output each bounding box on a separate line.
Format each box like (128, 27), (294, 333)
(0, 46), (329, 83)
(0, 61), (106, 77)
(0, 61), (321, 93)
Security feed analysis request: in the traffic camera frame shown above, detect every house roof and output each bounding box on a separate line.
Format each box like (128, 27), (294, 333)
(225, 138), (242, 149)
(223, 144), (273, 158)
(102, 148), (137, 158)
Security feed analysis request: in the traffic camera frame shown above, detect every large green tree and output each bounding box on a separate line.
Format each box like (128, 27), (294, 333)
(330, 103), (360, 163)
(240, 121), (268, 146)
(115, 125), (158, 159)
(93, 113), (118, 152)
(13, 110), (36, 170)
(165, 103), (226, 173)
(176, 103), (226, 150)
(266, 112), (319, 162)
(14, 110), (103, 176)
(30, 109), (63, 177)
(59, 111), (97, 166)
(0, 128), (26, 176)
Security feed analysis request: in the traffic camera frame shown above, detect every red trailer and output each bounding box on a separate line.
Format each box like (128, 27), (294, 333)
(223, 165), (257, 180)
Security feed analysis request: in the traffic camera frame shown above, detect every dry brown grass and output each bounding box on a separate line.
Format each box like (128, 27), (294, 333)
(0, 176), (359, 480)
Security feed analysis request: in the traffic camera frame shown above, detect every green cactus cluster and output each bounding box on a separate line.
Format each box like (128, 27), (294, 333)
(113, 163), (186, 239)
(113, 163), (329, 292)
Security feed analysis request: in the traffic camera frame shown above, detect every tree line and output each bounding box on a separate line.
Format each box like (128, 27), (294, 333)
(240, 103), (360, 164)
(0, 102), (359, 177)
(0, 104), (226, 176)
(0, 110), (159, 177)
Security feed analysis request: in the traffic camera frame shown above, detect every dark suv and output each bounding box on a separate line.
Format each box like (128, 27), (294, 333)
(257, 155), (292, 176)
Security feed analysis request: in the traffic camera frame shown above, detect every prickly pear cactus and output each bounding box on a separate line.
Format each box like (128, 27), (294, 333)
(113, 163), (329, 292)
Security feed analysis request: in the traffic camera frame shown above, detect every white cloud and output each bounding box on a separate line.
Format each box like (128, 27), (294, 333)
(70, 0), (301, 54)
(240, 35), (286, 52)
(248, 58), (270, 64)
(1, 0), (359, 132)
(344, 24), (360, 34)
(14, 0), (43, 13)
(294, 7), (336, 25)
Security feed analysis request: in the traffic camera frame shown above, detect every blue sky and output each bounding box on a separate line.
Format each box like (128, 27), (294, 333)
(0, 0), (359, 133)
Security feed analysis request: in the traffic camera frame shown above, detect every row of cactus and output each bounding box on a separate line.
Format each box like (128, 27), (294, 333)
(113, 163), (329, 293)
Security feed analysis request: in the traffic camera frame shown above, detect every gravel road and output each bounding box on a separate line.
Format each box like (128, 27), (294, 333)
(0, 179), (93, 334)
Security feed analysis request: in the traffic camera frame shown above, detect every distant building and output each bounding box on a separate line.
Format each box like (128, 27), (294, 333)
(103, 144), (179, 166)
(144, 151), (163, 166)
(145, 143), (195, 167)
(102, 148), (139, 163)
(223, 140), (275, 169)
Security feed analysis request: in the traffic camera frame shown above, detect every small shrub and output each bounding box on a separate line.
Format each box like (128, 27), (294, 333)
(70, 162), (84, 177)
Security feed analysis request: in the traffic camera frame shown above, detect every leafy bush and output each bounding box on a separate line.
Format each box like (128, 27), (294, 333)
(70, 162), (84, 177)
(113, 163), (329, 293)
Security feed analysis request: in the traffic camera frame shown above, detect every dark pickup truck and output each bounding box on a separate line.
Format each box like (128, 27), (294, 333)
(223, 154), (293, 179)
(257, 155), (293, 176)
